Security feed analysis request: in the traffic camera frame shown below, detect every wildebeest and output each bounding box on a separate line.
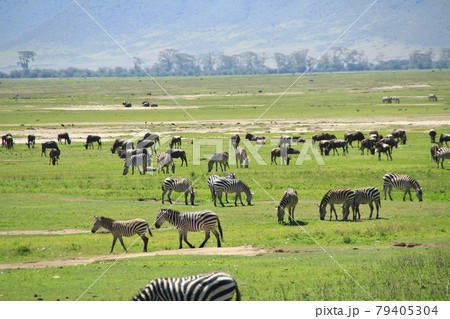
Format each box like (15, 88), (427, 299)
(312, 133), (336, 143)
(84, 135), (102, 149)
(379, 136), (398, 152)
(142, 101), (150, 107)
(359, 138), (376, 155)
(382, 96), (392, 103)
(318, 140), (330, 155)
(390, 96), (400, 103)
(344, 132), (365, 148)
(270, 147), (299, 165)
(235, 147), (249, 168)
(26, 135), (35, 148)
(429, 129), (437, 143)
(230, 134), (241, 149)
(208, 151), (229, 172)
(150, 102), (158, 107)
(57, 133), (71, 145)
(49, 148), (60, 165)
(278, 135), (291, 147)
(3, 135), (14, 149)
(123, 154), (148, 175)
(142, 133), (160, 147)
(156, 152), (175, 174)
(111, 139), (126, 153)
(439, 133), (450, 147)
(2, 133), (12, 147)
(325, 139), (348, 156)
(392, 129), (407, 145)
(169, 136), (181, 149)
(166, 148), (188, 167)
(428, 94), (438, 101)
(41, 141), (59, 156)
(123, 101), (132, 107)
(375, 142), (392, 161)
(431, 145), (439, 162)
(245, 133), (265, 142)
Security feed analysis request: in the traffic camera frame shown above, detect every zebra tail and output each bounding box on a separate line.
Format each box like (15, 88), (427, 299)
(217, 218), (224, 241)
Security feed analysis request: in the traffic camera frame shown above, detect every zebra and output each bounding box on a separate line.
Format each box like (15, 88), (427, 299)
(276, 188), (299, 224)
(235, 147), (249, 168)
(155, 208), (223, 249)
(208, 151), (230, 172)
(353, 187), (381, 219)
(382, 172), (423, 202)
(319, 188), (355, 221)
(91, 216), (153, 253)
(212, 178), (252, 207)
(156, 152), (175, 173)
(133, 272), (240, 301)
(435, 148), (450, 169)
(207, 173), (236, 204)
(123, 153), (147, 175)
(161, 177), (195, 205)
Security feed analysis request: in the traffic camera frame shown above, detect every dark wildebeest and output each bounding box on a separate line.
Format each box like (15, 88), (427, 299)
(278, 135), (292, 147)
(439, 133), (450, 147)
(390, 96), (400, 103)
(392, 129), (407, 145)
(382, 96), (392, 103)
(428, 94), (438, 101)
(245, 133), (265, 141)
(4, 136), (14, 149)
(26, 135), (35, 148)
(150, 102), (158, 107)
(122, 101), (132, 107)
(142, 133), (160, 147)
(312, 133), (336, 143)
(84, 135), (102, 149)
(429, 129), (437, 143)
(359, 138), (376, 155)
(375, 142), (392, 161)
(319, 140), (330, 155)
(208, 151), (229, 172)
(166, 149), (188, 167)
(379, 137), (398, 152)
(431, 145), (439, 163)
(49, 148), (60, 165)
(118, 148), (149, 159)
(169, 136), (181, 149)
(344, 132), (365, 148)
(142, 101), (150, 107)
(271, 147), (299, 165)
(41, 141), (59, 156)
(57, 132), (71, 145)
(325, 139), (348, 156)
(231, 134), (241, 149)
(2, 133), (12, 147)
(111, 139), (133, 154)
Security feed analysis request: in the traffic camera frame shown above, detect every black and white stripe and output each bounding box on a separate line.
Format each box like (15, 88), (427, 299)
(435, 148), (450, 169)
(161, 177), (195, 205)
(212, 178), (252, 207)
(91, 216), (153, 253)
(353, 187), (381, 219)
(133, 272), (240, 301)
(155, 209), (223, 249)
(207, 173), (236, 204)
(319, 188), (355, 221)
(156, 152), (175, 173)
(382, 172), (423, 202)
(277, 188), (299, 224)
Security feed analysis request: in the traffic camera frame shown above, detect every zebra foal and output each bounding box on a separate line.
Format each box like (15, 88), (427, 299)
(91, 216), (153, 253)
(277, 188), (299, 224)
(133, 272), (241, 301)
(382, 173), (423, 202)
(155, 208), (223, 249)
(212, 178), (253, 207)
(161, 177), (195, 205)
(353, 187), (381, 219)
(319, 188), (355, 221)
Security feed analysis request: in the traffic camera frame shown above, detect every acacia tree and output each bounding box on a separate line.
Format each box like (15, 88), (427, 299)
(17, 51), (36, 71)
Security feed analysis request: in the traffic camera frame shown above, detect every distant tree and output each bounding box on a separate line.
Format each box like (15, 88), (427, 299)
(133, 56), (144, 69)
(409, 49), (433, 69)
(17, 51), (36, 71)
(435, 48), (450, 69)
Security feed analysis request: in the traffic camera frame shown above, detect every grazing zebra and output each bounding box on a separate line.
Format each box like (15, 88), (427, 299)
(91, 216), (153, 253)
(156, 152), (175, 173)
(435, 148), (450, 169)
(133, 272), (240, 301)
(212, 178), (252, 207)
(161, 177), (195, 205)
(277, 188), (299, 224)
(84, 135), (102, 149)
(207, 173), (236, 204)
(49, 148), (60, 165)
(57, 132), (71, 145)
(429, 129), (437, 143)
(319, 188), (355, 221)
(235, 147), (249, 168)
(208, 151), (229, 172)
(123, 153), (147, 175)
(155, 208), (223, 249)
(439, 133), (450, 147)
(26, 135), (35, 148)
(382, 173), (423, 202)
(353, 187), (381, 219)
(428, 94), (438, 101)
(375, 142), (392, 161)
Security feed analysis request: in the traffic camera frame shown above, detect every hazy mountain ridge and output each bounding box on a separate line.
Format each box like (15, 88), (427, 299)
(0, 0), (448, 71)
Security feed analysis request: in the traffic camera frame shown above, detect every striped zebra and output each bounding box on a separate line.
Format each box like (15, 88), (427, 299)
(353, 187), (381, 219)
(235, 147), (249, 168)
(161, 177), (195, 205)
(435, 148), (450, 169)
(277, 188), (299, 224)
(133, 272), (240, 301)
(212, 178), (252, 207)
(382, 173), (423, 202)
(91, 216), (153, 253)
(207, 173), (236, 204)
(319, 188), (355, 221)
(155, 208), (223, 249)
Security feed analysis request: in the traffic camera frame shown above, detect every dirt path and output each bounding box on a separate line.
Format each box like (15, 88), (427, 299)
(0, 246), (267, 270)
(0, 229), (90, 236)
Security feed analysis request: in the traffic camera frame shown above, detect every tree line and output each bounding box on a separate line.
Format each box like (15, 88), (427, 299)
(2, 47), (449, 78)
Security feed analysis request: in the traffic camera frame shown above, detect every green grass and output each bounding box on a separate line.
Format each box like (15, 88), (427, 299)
(0, 70), (449, 301)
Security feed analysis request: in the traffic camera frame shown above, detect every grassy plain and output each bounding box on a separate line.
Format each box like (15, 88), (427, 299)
(0, 70), (449, 301)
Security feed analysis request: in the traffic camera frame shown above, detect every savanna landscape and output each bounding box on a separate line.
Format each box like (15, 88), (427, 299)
(0, 70), (449, 301)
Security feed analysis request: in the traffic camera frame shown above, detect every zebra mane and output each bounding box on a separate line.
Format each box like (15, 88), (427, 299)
(410, 177), (421, 190)
(99, 216), (115, 224)
(164, 209), (180, 216)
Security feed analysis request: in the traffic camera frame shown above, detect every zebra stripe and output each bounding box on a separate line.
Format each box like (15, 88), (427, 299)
(212, 178), (252, 207)
(161, 177), (195, 205)
(91, 216), (153, 253)
(382, 173), (423, 202)
(156, 152), (175, 173)
(207, 173), (236, 204)
(277, 188), (299, 224)
(436, 148), (450, 169)
(155, 209), (223, 249)
(133, 272), (240, 301)
(353, 187), (381, 219)
(319, 188), (355, 221)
